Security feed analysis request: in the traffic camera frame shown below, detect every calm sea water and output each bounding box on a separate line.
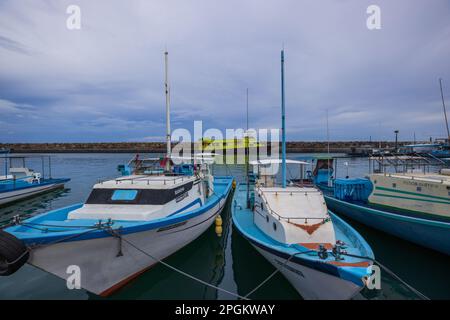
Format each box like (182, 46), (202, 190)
(0, 153), (449, 300)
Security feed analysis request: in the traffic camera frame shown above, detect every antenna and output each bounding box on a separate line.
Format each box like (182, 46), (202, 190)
(164, 51), (171, 170)
(281, 49), (287, 188)
(246, 88), (249, 132)
(378, 122), (382, 149)
(439, 78), (450, 143)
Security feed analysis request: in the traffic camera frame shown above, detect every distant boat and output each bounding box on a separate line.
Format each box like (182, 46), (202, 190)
(0, 51), (234, 296)
(314, 156), (450, 256)
(398, 141), (450, 158)
(231, 50), (374, 300)
(0, 156), (70, 206)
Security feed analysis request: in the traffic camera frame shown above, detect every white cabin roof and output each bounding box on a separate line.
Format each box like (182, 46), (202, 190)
(257, 186), (328, 219)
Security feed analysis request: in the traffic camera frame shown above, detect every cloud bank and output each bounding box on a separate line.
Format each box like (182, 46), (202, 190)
(0, 0), (449, 142)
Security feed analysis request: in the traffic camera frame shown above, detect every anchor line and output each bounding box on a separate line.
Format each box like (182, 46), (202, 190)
(102, 227), (250, 300)
(338, 252), (430, 300)
(4, 213), (429, 300)
(243, 250), (315, 299)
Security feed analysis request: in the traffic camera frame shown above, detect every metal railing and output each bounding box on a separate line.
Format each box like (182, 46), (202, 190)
(254, 185), (329, 223)
(97, 174), (194, 186)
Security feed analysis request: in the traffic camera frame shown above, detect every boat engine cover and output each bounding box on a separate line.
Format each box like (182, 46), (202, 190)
(0, 229), (29, 276)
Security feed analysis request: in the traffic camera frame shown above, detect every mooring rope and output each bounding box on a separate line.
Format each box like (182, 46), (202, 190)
(102, 227), (250, 300)
(243, 250), (315, 298)
(340, 252), (430, 300)
(3, 208), (429, 300)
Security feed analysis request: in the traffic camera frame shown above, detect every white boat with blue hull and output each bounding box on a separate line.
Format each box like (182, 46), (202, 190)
(0, 51), (234, 296)
(232, 178), (374, 299)
(1, 169), (233, 296)
(231, 50), (373, 300)
(0, 156), (70, 206)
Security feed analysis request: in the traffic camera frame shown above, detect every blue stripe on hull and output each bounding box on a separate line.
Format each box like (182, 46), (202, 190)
(324, 195), (450, 256)
(6, 177), (233, 246)
(0, 178), (70, 194)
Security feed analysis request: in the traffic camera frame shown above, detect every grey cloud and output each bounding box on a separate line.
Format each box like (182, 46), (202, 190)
(0, 0), (449, 142)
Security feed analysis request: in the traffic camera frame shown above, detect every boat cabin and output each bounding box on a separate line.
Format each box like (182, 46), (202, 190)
(70, 156), (215, 221)
(249, 159), (335, 245)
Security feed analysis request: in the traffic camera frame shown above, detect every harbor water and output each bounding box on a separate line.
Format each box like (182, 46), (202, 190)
(0, 153), (449, 300)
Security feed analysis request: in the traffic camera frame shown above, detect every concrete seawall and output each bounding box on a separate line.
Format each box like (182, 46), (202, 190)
(0, 141), (412, 154)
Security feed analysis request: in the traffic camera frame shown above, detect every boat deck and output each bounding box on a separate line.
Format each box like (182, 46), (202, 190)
(5, 176), (233, 244)
(256, 186), (328, 220)
(233, 183), (373, 263)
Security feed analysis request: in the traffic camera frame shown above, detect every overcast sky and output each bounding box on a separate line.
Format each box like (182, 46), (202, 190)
(0, 0), (449, 142)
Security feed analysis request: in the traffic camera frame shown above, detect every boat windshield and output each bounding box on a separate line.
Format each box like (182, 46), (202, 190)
(85, 181), (194, 205)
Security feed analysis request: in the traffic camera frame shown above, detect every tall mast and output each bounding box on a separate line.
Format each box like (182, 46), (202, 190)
(326, 109), (331, 186)
(164, 51), (171, 170)
(281, 49), (287, 188)
(439, 78), (450, 143)
(246, 88), (250, 208)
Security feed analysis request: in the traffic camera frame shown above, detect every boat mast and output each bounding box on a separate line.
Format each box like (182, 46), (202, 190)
(246, 88), (250, 208)
(439, 78), (450, 144)
(164, 51), (171, 170)
(281, 49), (287, 188)
(326, 109), (331, 186)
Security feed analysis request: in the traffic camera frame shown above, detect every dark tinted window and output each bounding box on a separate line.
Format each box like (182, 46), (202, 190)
(86, 181), (193, 205)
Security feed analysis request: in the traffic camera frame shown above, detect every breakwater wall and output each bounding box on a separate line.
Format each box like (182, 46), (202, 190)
(0, 141), (414, 154)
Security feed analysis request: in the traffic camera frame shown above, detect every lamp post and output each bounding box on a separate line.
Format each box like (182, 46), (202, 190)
(394, 130), (399, 153)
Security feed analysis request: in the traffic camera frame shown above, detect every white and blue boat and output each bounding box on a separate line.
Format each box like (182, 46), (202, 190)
(0, 156), (70, 206)
(231, 50), (374, 300)
(0, 51), (234, 296)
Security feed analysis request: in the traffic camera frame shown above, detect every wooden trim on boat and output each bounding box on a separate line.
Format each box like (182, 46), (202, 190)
(99, 264), (156, 297)
(327, 261), (371, 267)
(299, 243), (333, 250)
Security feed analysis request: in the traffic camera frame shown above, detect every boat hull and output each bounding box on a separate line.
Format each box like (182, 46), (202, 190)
(251, 242), (361, 300)
(324, 195), (450, 256)
(0, 181), (68, 206)
(28, 196), (228, 296)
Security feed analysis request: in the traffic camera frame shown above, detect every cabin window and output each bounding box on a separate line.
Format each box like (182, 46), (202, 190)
(261, 202), (264, 211)
(273, 222), (277, 231)
(111, 190), (138, 201)
(392, 183), (396, 188)
(86, 181), (194, 205)
(416, 186), (422, 192)
(266, 215), (269, 223)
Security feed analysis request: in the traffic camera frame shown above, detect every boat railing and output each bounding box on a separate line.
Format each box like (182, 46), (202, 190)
(383, 172), (448, 184)
(254, 185), (328, 223)
(369, 153), (445, 174)
(97, 175), (192, 186)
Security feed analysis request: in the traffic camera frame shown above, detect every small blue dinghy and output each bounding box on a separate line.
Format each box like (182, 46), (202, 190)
(0, 156), (70, 206)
